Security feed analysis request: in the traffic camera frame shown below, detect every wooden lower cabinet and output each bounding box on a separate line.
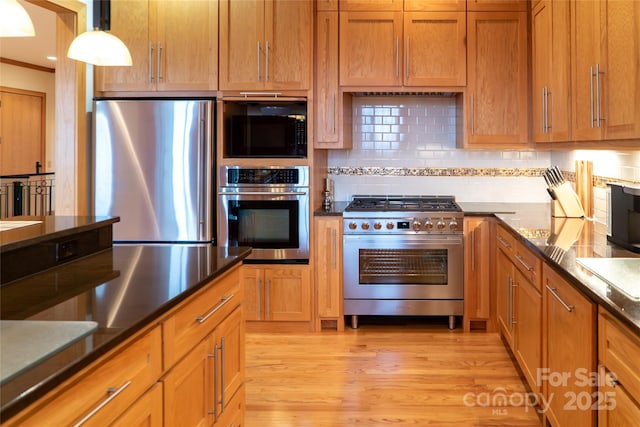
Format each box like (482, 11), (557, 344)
(111, 382), (163, 427)
(163, 307), (244, 427)
(542, 264), (596, 427)
(598, 308), (640, 426)
(241, 264), (311, 323)
(314, 216), (344, 331)
(463, 217), (492, 331)
(1, 265), (245, 427)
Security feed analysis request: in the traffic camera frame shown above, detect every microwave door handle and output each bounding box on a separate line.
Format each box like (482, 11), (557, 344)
(218, 191), (308, 196)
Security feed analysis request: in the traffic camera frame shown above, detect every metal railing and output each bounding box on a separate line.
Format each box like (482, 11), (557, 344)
(0, 173), (55, 218)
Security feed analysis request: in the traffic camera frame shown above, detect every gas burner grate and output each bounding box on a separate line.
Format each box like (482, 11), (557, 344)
(345, 195), (461, 212)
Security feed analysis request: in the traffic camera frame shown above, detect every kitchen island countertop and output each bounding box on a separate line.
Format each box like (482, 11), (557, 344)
(0, 244), (252, 420)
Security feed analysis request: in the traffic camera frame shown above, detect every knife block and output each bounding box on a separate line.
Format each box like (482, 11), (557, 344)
(551, 182), (585, 218)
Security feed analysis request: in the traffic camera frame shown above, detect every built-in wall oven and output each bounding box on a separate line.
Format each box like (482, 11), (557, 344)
(343, 195), (464, 329)
(218, 166), (309, 263)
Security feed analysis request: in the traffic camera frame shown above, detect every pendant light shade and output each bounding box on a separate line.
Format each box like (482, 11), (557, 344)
(67, 0), (132, 66)
(0, 0), (36, 37)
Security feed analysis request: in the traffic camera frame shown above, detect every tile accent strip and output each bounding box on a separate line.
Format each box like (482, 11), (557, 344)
(328, 167), (547, 177)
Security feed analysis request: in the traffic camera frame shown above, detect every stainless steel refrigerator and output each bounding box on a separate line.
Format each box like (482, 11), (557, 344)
(92, 99), (215, 243)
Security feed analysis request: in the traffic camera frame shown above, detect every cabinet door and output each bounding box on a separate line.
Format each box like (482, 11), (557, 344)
(601, 0), (640, 140)
(156, 0), (218, 91)
(496, 248), (514, 347)
(110, 383), (163, 427)
(514, 270), (542, 394)
(241, 266), (264, 321)
(265, 266), (311, 321)
(315, 217), (343, 320)
(463, 217), (491, 329)
(219, 0), (264, 90)
(549, 0), (572, 142)
(94, 0), (155, 92)
(465, 12), (529, 147)
(163, 338), (213, 427)
(571, 0), (602, 141)
(263, 0), (312, 90)
(339, 11), (403, 86)
(315, 12), (340, 145)
(213, 308), (245, 419)
(404, 12), (466, 86)
(599, 368), (640, 427)
(543, 265), (596, 427)
(0, 88), (45, 176)
(532, 1), (551, 142)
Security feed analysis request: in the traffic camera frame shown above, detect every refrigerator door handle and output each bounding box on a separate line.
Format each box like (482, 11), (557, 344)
(198, 102), (214, 242)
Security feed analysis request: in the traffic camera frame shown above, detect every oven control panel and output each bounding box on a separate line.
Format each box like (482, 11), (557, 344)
(344, 216), (462, 234)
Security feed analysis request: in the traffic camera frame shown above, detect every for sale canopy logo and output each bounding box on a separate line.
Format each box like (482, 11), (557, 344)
(462, 368), (616, 415)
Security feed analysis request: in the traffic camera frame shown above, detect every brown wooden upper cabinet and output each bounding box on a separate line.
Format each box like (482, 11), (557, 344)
(339, 7), (466, 87)
(94, 0), (218, 93)
(462, 11), (529, 148)
(467, 0), (528, 11)
(219, 0), (312, 91)
(571, 0), (640, 141)
(531, 0), (571, 143)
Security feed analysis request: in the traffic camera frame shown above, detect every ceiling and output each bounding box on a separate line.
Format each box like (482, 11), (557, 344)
(0, 0), (57, 69)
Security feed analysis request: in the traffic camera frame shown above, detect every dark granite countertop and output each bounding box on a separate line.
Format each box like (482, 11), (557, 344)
(489, 203), (640, 334)
(0, 216), (119, 253)
(313, 201), (350, 216)
(0, 244), (251, 420)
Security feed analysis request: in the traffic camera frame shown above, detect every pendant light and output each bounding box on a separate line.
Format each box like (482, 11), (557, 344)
(67, 0), (132, 66)
(0, 0), (35, 37)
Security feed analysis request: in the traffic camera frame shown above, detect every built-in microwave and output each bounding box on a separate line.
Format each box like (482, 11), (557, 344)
(223, 100), (307, 158)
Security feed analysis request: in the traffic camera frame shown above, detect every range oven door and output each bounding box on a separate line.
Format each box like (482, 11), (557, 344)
(343, 234), (463, 300)
(218, 189), (309, 262)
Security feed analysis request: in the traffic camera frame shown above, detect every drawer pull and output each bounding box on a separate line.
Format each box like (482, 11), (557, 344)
(196, 294), (235, 324)
(546, 285), (574, 312)
(515, 254), (533, 272)
(497, 235), (511, 249)
(72, 380), (132, 427)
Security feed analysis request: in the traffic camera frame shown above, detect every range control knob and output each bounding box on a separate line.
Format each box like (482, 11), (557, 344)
(348, 222), (357, 230)
(373, 222), (382, 230)
(424, 220), (434, 230)
(436, 220), (446, 230)
(449, 220), (459, 230)
(386, 222), (394, 230)
(412, 221), (422, 231)
(361, 222), (370, 230)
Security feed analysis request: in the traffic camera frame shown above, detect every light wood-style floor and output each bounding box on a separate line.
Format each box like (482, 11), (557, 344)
(245, 318), (543, 427)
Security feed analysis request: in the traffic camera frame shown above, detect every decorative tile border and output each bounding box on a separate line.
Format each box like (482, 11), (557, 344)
(328, 167), (547, 177)
(328, 167), (639, 188)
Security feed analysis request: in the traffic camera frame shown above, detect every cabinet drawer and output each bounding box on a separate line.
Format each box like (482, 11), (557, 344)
(8, 326), (162, 427)
(496, 224), (516, 255)
(163, 266), (241, 368)
(599, 309), (640, 400)
(512, 238), (542, 291)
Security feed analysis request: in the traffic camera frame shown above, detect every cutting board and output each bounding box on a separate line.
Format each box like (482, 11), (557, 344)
(575, 160), (593, 217)
(0, 320), (98, 384)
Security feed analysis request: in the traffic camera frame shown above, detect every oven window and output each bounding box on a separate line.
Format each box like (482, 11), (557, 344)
(358, 248), (448, 285)
(228, 200), (299, 248)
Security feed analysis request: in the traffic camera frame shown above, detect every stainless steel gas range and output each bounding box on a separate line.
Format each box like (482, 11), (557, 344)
(342, 195), (464, 329)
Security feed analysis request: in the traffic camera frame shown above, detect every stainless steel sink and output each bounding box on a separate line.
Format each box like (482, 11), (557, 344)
(577, 258), (640, 300)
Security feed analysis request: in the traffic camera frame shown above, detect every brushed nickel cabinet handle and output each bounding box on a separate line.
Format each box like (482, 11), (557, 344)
(196, 294), (234, 324)
(546, 285), (574, 312)
(590, 66), (595, 128)
(406, 37), (410, 80)
(395, 37), (399, 80)
(331, 229), (337, 269)
(72, 381), (132, 427)
(208, 346), (219, 420)
(157, 43), (162, 81)
(257, 41), (261, 81)
(148, 43), (154, 82)
(596, 63), (603, 127)
(257, 277), (261, 319)
(471, 229), (475, 272)
(496, 235), (511, 249)
(470, 95), (475, 135)
(265, 40), (270, 82)
(514, 254), (533, 272)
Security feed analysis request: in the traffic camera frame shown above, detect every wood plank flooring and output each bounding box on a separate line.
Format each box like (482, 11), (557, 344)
(245, 318), (543, 426)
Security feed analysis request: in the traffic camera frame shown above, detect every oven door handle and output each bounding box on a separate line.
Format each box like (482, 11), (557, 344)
(219, 191), (307, 196)
(344, 235), (463, 245)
